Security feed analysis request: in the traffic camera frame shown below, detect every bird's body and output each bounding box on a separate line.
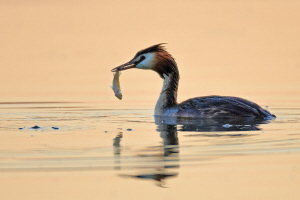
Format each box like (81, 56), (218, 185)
(162, 95), (275, 119)
(111, 44), (275, 119)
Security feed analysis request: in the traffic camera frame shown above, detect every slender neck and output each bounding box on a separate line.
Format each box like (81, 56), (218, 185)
(155, 71), (179, 115)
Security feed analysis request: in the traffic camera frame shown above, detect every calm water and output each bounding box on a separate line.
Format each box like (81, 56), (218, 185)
(0, 101), (299, 199)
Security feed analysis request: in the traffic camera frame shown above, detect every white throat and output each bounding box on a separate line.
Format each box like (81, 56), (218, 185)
(155, 74), (177, 116)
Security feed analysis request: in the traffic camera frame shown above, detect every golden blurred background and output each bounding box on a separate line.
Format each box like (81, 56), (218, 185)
(1, 0), (299, 107)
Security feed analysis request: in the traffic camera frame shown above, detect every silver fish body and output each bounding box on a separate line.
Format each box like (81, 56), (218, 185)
(111, 71), (122, 100)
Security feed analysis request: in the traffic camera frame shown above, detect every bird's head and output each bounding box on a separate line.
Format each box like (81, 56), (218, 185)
(111, 43), (178, 78)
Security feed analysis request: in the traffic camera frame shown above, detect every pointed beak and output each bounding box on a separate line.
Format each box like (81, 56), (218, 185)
(111, 61), (137, 72)
(111, 56), (146, 72)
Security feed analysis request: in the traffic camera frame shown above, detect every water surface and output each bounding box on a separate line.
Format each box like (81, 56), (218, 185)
(0, 102), (299, 199)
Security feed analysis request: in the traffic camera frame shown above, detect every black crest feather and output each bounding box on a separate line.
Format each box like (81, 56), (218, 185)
(135, 43), (167, 57)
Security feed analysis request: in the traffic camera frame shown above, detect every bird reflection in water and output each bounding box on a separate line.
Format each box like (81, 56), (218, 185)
(158, 115), (273, 133)
(113, 116), (274, 187)
(113, 122), (179, 187)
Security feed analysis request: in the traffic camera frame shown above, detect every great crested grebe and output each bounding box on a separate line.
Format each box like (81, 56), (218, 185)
(111, 44), (276, 119)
